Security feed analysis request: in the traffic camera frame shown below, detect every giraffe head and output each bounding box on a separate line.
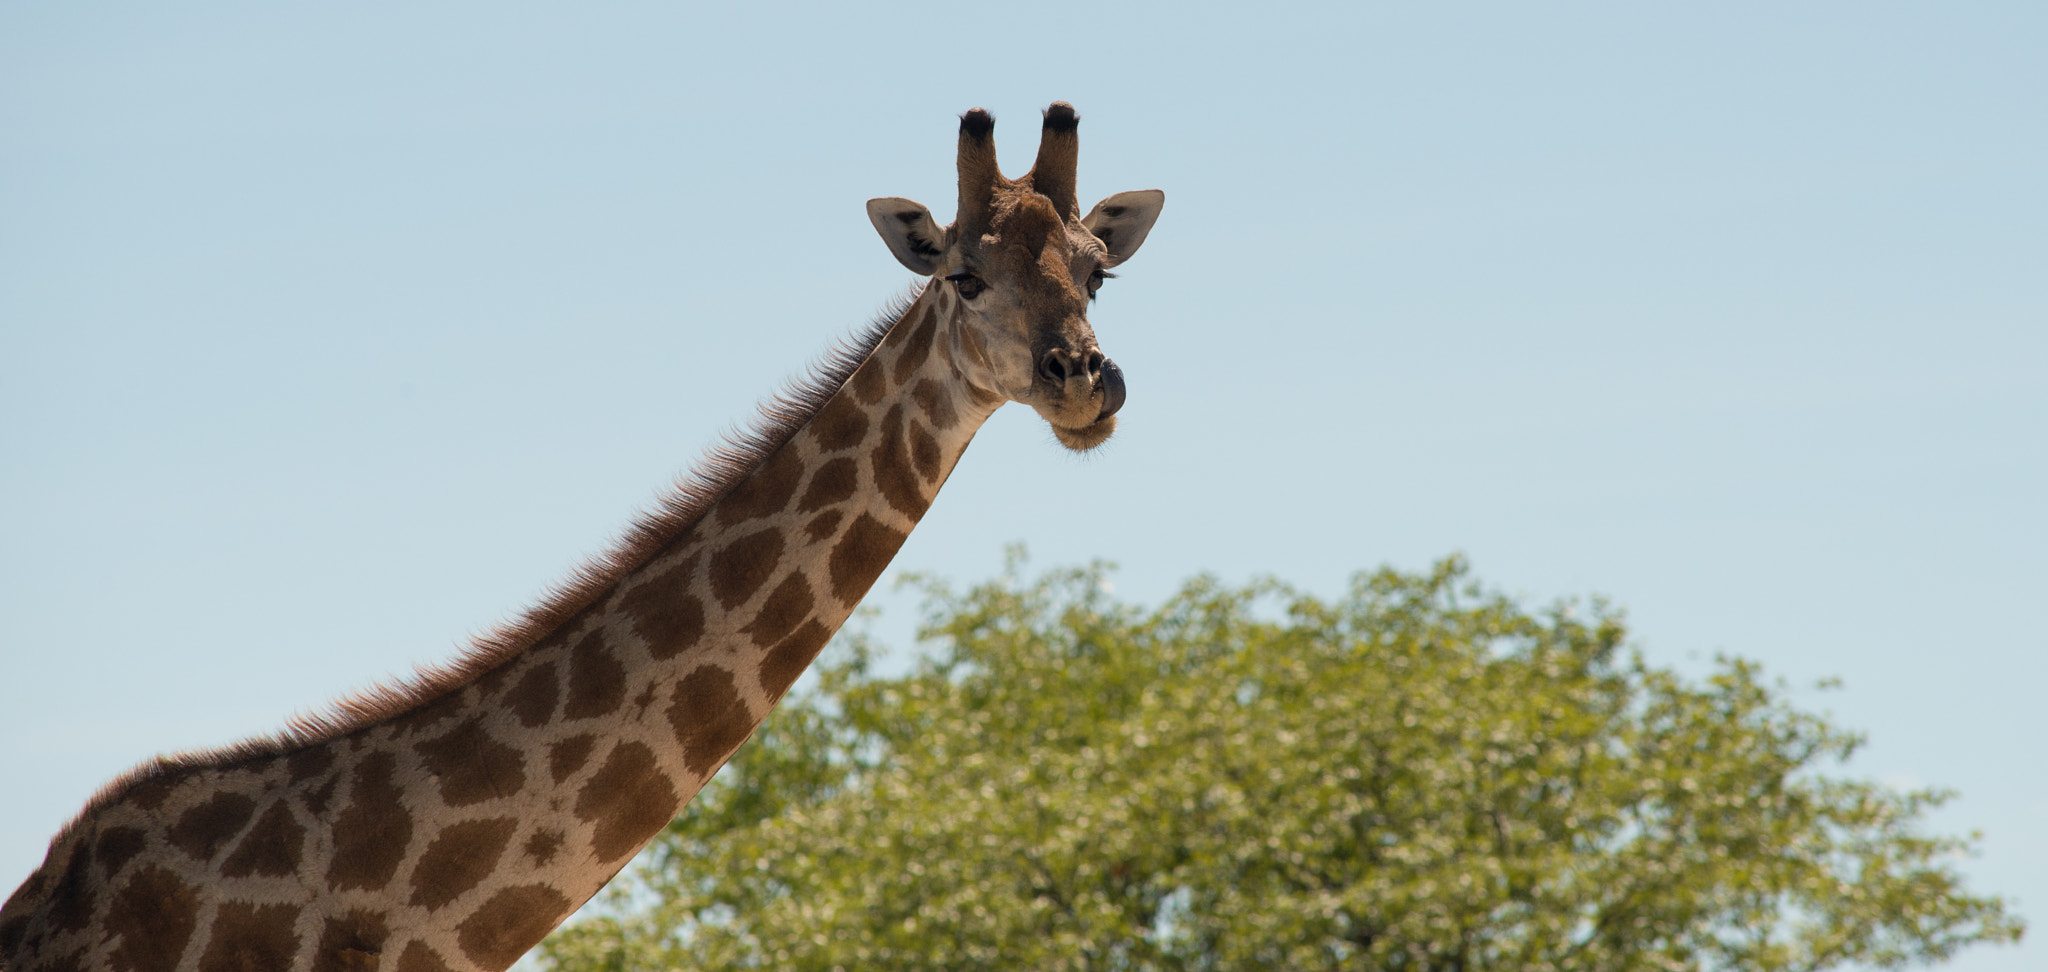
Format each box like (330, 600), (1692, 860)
(867, 103), (1164, 451)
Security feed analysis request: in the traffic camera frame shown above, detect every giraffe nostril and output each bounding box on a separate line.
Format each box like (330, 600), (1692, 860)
(1085, 351), (1104, 379)
(1038, 349), (1069, 384)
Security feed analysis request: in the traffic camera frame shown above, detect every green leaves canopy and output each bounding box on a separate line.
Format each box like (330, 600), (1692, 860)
(541, 558), (2021, 971)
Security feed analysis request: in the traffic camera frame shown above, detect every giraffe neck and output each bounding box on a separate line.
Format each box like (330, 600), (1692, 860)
(1, 281), (1002, 971)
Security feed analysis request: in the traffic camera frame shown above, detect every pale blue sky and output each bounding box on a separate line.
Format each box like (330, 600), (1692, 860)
(3, 3), (2043, 968)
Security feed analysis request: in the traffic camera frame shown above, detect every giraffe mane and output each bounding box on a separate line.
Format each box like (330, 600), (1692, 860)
(58, 288), (919, 832)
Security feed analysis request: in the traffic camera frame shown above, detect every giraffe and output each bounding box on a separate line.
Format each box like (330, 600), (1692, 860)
(0, 102), (1164, 972)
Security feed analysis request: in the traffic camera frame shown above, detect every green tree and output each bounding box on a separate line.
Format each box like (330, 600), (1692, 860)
(540, 557), (2022, 971)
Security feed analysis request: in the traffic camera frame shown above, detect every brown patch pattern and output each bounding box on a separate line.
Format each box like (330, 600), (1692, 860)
(717, 446), (803, 524)
(870, 405), (930, 518)
(892, 309), (937, 383)
(668, 667), (756, 777)
(912, 378), (958, 430)
(219, 801), (306, 878)
(562, 629), (627, 720)
(327, 752), (413, 892)
(850, 356), (887, 405)
(414, 719), (526, 807)
(387, 691), (465, 738)
(196, 901), (300, 972)
(809, 394), (871, 452)
(910, 418), (942, 481)
(456, 884), (574, 970)
(47, 842), (95, 933)
(620, 563), (705, 661)
(311, 911), (389, 972)
(408, 817), (517, 911)
(395, 940), (456, 972)
(746, 573), (814, 648)
(123, 771), (183, 812)
(805, 509), (844, 542)
(302, 774), (340, 816)
(759, 620), (834, 700)
(0, 915), (28, 962)
(548, 735), (596, 784)
(524, 828), (566, 867)
(573, 742), (682, 863)
(829, 513), (909, 606)
(797, 457), (859, 512)
(105, 865), (200, 972)
(94, 826), (148, 879)
(708, 527), (784, 609)
(167, 792), (256, 863)
(505, 661), (560, 728)
(287, 746), (336, 782)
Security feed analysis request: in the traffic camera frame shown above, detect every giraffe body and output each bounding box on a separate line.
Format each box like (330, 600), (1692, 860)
(1, 104), (1162, 972)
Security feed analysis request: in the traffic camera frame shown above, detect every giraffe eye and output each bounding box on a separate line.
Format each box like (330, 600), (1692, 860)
(1086, 268), (1116, 301)
(945, 270), (986, 300)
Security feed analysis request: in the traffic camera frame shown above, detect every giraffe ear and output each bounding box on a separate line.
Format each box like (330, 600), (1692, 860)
(866, 197), (948, 275)
(1082, 189), (1165, 267)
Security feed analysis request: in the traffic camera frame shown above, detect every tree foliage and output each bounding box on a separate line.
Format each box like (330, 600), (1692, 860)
(540, 557), (2021, 971)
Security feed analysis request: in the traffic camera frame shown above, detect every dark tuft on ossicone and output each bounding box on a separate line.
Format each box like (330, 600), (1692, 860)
(1042, 102), (1079, 133)
(959, 108), (995, 139)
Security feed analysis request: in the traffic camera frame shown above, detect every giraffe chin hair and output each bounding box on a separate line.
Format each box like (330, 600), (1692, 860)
(1050, 414), (1117, 451)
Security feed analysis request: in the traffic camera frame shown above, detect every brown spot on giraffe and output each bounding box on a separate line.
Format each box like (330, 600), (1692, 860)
(395, 940), (456, 972)
(104, 865), (200, 972)
(46, 842), (94, 934)
(548, 734), (596, 784)
(302, 773), (340, 816)
(708, 526), (784, 609)
(219, 800), (306, 878)
(716, 446), (804, 524)
(746, 573), (814, 648)
(562, 629), (627, 720)
(849, 355), (887, 404)
(871, 405), (930, 518)
(892, 308), (937, 383)
(804, 509), (844, 542)
(286, 745), (335, 782)
(505, 660), (559, 728)
(408, 817), (518, 911)
(573, 741), (681, 864)
(196, 901), (300, 972)
(523, 828), (566, 867)
(387, 690), (466, 738)
(393, 945), (454, 972)
(796, 456), (859, 512)
(760, 620), (834, 700)
(167, 792), (257, 863)
(829, 513), (909, 605)
(810, 394), (871, 452)
(912, 378), (958, 430)
(310, 910), (389, 972)
(414, 719), (526, 807)
(668, 666), (757, 778)
(455, 884), (574, 969)
(0, 916), (28, 963)
(327, 751), (413, 892)
(123, 769), (186, 812)
(620, 561), (705, 660)
(910, 417), (942, 482)
(94, 826), (147, 878)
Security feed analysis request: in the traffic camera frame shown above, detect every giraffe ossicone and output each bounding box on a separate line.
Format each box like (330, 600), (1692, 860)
(1, 102), (1163, 972)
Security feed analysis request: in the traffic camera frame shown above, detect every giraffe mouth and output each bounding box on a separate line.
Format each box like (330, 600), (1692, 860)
(1095, 358), (1126, 423)
(1045, 360), (1123, 452)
